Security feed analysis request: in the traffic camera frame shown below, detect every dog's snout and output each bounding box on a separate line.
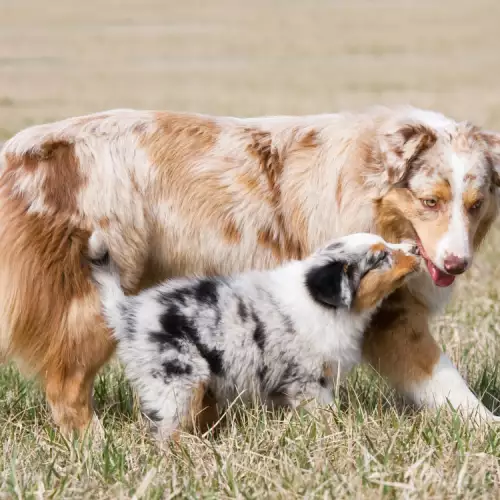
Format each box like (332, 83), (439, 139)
(443, 254), (469, 275)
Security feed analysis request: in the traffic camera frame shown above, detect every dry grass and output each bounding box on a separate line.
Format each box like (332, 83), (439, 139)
(1, 0), (500, 498)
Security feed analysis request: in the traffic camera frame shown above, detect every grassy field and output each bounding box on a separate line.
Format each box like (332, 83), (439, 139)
(1, 0), (500, 497)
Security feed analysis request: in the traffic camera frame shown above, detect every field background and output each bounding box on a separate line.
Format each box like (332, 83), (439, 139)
(1, 0), (500, 498)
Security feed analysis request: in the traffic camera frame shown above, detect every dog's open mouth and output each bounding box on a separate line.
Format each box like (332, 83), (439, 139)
(415, 238), (455, 287)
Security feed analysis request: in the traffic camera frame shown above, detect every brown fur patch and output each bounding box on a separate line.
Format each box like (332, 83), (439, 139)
(298, 129), (319, 149)
(431, 180), (452, 203)
(237, 170), (262, 194)
(370, 242), (387, 253)
(400, 124), (437, 159)
(222, 219), (241, 244)
(257, 225), (304, 261)
(362, 288), (441, 388)
(145, 112), (220, 171)
(246, 129), (283, 197)
(322, 362), (334, 380)
(383, 124), (438, 183)
(336, 172), (344, 209)
(139, 112), (229, 250)
(373, 189), (417, 244)
(181, 382), (219, 435)
(98, 216), (110, 229)
(5, 140), (85, 213)
(242, 126), (307, 260)
(462, 187), (484, 211)
(354, 250), (419, 312)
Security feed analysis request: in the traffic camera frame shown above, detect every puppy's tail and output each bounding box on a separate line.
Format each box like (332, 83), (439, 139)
(88, 230), (126, 335)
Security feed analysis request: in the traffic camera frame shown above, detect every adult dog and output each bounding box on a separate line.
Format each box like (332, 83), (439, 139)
(0, 105), (499, 433)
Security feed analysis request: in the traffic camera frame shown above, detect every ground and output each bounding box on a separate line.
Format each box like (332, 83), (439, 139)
(1, 0), (500, 498)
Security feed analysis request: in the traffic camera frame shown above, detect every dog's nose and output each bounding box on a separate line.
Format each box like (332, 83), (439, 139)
(443, 254), (469, 275)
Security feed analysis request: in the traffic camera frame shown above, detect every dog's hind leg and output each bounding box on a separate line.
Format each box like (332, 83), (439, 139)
(0, 196), (117, 435)
(41, 291), (116, 436)
(363, 288), (499, 423)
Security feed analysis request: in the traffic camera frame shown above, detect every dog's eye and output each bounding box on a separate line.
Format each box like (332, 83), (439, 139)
(469, 199), (483, 213)
(421, 198), (439, 209)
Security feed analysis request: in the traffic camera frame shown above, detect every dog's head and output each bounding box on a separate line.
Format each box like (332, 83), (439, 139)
(372, 109), (500, 288)
(305, 233), (421, 311)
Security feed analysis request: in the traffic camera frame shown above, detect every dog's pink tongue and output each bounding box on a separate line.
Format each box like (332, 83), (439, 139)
(426, 260), (455, 287)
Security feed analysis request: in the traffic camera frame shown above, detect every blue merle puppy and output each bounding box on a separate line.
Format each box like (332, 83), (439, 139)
(90, 232), (420, 440)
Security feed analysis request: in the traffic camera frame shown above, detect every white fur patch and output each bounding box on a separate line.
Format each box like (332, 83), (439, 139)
(405, 353), (500, 423)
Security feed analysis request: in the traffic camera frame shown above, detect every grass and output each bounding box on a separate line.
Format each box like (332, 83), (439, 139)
(1, 225), (499, 499)
(2, 349), (500, 498)
(2, 0), (500, 497)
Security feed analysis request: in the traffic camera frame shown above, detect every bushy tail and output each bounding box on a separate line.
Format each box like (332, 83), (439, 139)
(88, 231), (126, 336)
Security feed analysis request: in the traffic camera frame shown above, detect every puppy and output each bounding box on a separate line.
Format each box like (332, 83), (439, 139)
(90, 233), (420, 440)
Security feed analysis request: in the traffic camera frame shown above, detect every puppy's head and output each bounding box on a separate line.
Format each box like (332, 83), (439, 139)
(305, 233), (421, 311)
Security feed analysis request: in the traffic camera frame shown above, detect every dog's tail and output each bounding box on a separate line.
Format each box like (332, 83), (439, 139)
(88, 230), (127, 336)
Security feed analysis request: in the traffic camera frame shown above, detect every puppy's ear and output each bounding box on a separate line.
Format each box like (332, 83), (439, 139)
(379, 122), (437, 187)
(305, 260), (355, 308)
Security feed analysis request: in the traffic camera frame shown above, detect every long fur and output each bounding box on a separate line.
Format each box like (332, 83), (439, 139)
(0, 105), (499, 431)
(91, 233), (420, 439)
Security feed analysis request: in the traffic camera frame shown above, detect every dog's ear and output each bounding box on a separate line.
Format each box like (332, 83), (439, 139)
(475, 129), (500, 187)
(379, 122), (437, 186)
(305, 260), (356, 308)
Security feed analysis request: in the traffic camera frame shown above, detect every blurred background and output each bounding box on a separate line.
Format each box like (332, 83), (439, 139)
(1, 0), (500, 138)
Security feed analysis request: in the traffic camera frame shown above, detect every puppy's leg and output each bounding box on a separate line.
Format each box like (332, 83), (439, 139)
(274, 363), (337, 411)
(363, 288), (499, 423)
(143, 378), (216, 442)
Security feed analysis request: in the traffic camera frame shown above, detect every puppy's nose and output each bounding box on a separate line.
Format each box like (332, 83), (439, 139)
(443, 254), (469, 275)
(408, 244), (420, 256)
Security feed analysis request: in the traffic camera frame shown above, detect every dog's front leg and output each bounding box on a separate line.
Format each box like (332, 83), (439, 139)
(362, 289), (499, 423)
(403, 352), (500, 423)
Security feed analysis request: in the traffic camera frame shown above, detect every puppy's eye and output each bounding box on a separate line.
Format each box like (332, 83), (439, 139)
(421, 198), (439, 209)
(469, 199), (483, 213)
(370, 250), (388, 267)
